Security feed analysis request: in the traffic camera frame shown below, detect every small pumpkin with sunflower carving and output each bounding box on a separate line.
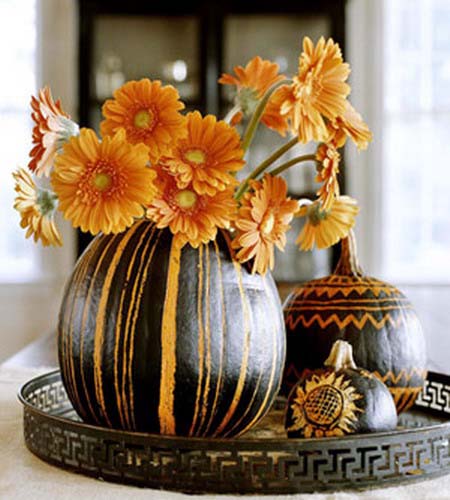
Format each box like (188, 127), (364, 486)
(285, 340), (398, 438)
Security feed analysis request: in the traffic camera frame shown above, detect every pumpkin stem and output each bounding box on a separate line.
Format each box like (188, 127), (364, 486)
(333, 229), (364, 277)
(324, 340), (357, 371)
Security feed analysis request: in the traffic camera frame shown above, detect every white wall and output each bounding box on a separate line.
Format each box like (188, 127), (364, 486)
(0, 0), (77, 362)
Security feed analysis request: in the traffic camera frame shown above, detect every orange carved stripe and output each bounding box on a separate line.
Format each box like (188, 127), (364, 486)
(79, 235), (118, 425)
(113, 222), (154, 428)
(189, 245), (204, 436)
(286, 310), (414, 331)
(197, 244), (212, 436)
(234, 275), (279, 437)
(158, 238), (182, 435)
(93, 222), (143, 427)
(203, 239), (226, 436)
(66, 252), (94, 420)
(214, 261), (251, 436)
(126, 225), (160, 430)
(120, 224), (157, 428)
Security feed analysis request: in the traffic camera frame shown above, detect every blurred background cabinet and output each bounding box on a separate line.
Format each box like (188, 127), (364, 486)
(77, 0), (347, 282)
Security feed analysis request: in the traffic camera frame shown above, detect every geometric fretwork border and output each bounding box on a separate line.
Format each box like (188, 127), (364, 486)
(20, 370), (450, 494)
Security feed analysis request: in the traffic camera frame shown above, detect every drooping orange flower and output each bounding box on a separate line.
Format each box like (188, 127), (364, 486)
(315, 143), (341, 211)
(219, 56), (285, 99)
(296, 196), (358, 251)
(147, 167), (237, 248)
(13, 167), (62, 246)
(162, 111), (244, 196)
(327, 101), (372, 150)
(52, 128), (156, 235)
(100, 79), (186, 164)
(219, 56), (289, 135)
(280, 37), (351, 144)
(232, 174), (298, 275)
(29, 86), (79, 177)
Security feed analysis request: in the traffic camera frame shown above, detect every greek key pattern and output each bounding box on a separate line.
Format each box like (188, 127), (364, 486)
(21, 371), (450, 494)
(416, 375), (450, 414)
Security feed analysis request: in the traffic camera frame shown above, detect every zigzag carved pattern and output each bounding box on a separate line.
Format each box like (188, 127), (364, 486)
(372, 368), (427, 386)
(285, 311), (407, 331)
(292, 276), (403, 300)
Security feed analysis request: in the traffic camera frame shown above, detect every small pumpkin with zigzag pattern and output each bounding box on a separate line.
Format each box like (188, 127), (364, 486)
(282, 231), (427, 413)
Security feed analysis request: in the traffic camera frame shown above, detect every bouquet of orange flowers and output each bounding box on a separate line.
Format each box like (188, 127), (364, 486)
(13, 36), (371, 275)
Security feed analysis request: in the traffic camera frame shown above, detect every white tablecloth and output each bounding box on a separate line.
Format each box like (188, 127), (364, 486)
(1, 364), (450, 500)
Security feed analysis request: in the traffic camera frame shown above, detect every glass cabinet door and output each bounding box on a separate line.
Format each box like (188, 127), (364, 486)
(90, 15), (200, 131)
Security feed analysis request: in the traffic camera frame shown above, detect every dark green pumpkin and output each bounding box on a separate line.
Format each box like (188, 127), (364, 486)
(285, 340), (398, 438)
(282, 232), (427, 413)
(58, 220), (285, 437)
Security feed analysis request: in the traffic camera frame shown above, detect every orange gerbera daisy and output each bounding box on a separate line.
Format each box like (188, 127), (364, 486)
(52, 128), (156, 235)
(232, 174), (298, 275)
(315, 143), (341, 211)
(29, 86), (79, 177)
(280, 37), (350, 143)
(162, 111), (244, 196)
(327, 101), (372, 150)
(219, 57), (288, 135)
(100, 79), (186, 164)
(147, 167), (236, 248)
(296, 196), (358, 251)
(13, 167), (62, 246)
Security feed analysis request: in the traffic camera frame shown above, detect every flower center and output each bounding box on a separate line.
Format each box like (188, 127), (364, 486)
(184, 149), (206, 164)
(93, 172), (112, 191)
(176, 189), (197, 209)
(261, 212), (275, 235)
(308, 203), (328, 226)
(134, 109), (154, 129)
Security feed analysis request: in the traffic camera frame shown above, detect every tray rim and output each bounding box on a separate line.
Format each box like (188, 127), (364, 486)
(18, 368), (450, 445)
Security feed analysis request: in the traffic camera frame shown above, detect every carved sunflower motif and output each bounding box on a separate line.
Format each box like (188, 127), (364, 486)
(287, 372), (362, 437)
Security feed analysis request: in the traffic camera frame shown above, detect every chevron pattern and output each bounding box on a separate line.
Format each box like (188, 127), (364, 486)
(293, 275), (404, 300)
(285, 309), (413, 331)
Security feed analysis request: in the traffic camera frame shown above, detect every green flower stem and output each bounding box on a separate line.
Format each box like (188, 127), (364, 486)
(234, 136), (298, 200)
(268, 154), (318, 177)
(240, 78), (291, 153)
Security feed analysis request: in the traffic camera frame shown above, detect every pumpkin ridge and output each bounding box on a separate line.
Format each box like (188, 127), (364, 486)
(113, 222), (156, 428)
(61, 246), (93, 421)
(197, 244), (213, 436)
(93, 222), (144, 427)
(188, 245), (205, 436)
(202, 239), (226, 436)
(118, 223), (158, 428)
(122, 223), (159, 429)
(79, 234), (119, 425)
(214, 260), (251, 436)
(221, 273), (270, 438)
(66, 237), (106, 423)
(237, 275), (282, 436)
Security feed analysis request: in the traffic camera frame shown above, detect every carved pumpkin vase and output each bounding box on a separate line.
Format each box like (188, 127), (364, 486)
(58, 220), (286, 437)
(283, 231), (427, 413)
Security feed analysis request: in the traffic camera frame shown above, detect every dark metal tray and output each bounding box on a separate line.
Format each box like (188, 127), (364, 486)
(19, 370), (450, 494)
